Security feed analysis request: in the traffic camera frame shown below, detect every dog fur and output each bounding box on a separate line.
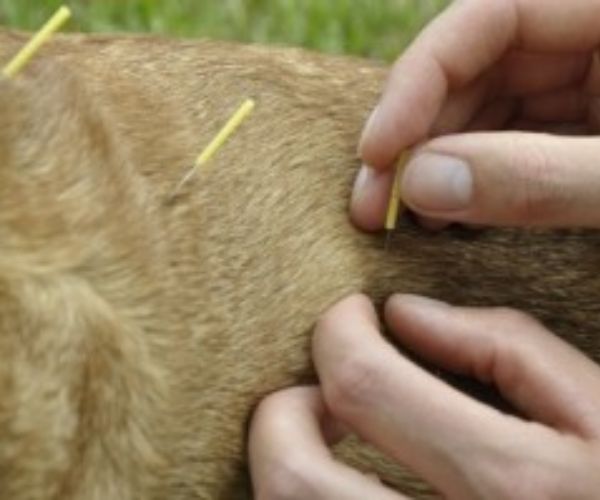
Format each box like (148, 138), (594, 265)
(0, 30), (599, 499)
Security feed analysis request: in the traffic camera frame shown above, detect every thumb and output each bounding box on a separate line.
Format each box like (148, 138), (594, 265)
(400, 132), (600, 227)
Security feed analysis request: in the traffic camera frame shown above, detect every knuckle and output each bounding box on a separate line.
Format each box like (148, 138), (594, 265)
(252, 391), (287, 426)
(508, 137), (565, 222)
(324, 350), (383, 417)
(313, 294), (371, 349)
(314, 306), (342, 343)
(491, 306), (541, 350)
(483, 307), (546, 390)
(315, 294), (370, 331)
(256, 454), (315, 500)
(251, 388), (314, 441)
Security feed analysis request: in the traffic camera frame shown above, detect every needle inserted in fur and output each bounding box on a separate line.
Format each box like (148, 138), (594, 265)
(170, 98), (256, 199)
(384, 151), (410, 249)
(2, 6), (72, 78)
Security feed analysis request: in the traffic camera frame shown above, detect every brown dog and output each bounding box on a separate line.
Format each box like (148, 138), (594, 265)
(0, 29), (599, 499)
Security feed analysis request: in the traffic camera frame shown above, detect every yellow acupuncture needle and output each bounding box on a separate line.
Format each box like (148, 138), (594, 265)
(171, 98), (256, 198)
(384, 150), (410, 249)
(2, 6), (72, 78)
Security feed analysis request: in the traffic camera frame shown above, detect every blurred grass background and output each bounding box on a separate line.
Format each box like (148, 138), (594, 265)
(0, 0), (447, 61)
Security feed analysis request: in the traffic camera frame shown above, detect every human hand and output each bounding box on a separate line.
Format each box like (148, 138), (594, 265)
(249, 294), (600, 499)
(352, 0), (600, 231)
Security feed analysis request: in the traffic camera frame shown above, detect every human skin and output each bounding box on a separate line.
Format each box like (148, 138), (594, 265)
(249, 0), (600, 497)
(250, 294), (600, 499)
(353, 0), (600, 230)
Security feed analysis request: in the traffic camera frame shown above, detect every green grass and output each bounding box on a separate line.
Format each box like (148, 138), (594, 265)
(0, 0), (447, 61)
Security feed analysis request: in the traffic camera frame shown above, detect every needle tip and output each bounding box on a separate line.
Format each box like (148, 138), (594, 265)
(384, 230), (393, 251)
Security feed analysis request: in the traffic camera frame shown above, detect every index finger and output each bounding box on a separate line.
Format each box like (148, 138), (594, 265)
(312, 295), (510, 495)
(359, 0), (600, 168)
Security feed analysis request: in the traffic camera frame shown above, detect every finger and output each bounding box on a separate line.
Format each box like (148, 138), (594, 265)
(400, 133), (600, 227)
(521, 87), (589, 122)
(359, 0), (600, 169)
(501, 51), (591, 96)
(541, 123), (589, 135)
(314, 295), (600, 498)
(415, 214), (450, 232)
(352, 81), (493, 231)
(384, 294), (600, 438)
(350, 164), (395, 231)
(508, 119), (590, 135)
(430, 75), (492, 136)
(249, 387), (408, 500)
(313, 294), (524, 497)
(466, 97), (518, 131)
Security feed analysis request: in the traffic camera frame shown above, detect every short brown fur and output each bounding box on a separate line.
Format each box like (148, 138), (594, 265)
(0, 30), (599, 499)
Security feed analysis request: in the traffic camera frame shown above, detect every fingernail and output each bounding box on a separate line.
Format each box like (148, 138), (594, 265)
(391, 294), (448, 310)
(358, 104), (381, 153)
(352, 163), (376, 203)
(402, 153), (473, 212)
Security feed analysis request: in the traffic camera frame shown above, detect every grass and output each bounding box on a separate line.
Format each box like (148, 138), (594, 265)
(0, 0), (447, 61)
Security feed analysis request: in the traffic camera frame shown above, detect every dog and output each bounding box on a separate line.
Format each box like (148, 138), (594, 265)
(0, 29), (599, 499)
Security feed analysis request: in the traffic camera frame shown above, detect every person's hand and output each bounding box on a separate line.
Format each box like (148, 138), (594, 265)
(249, 294), (600, 499)
(352, 0), (600, 231)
